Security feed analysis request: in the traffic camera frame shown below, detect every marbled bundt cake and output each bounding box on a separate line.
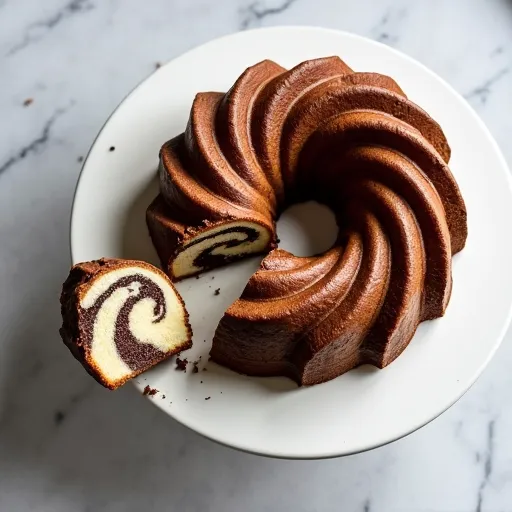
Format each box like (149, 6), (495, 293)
(147, 56), (467, 385)
(60, 258), (191, 389)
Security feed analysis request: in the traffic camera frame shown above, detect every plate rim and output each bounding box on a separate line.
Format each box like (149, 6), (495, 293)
(70, 25), (512, 459)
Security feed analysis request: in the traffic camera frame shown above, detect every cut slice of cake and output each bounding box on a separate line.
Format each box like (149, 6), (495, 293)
(59, 258), (192, 389)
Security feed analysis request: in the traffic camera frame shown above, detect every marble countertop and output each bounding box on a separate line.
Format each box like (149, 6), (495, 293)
(1, 1), (512, 511)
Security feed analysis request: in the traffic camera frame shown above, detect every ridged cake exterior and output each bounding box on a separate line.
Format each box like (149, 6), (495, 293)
(147, 56), (467, 385)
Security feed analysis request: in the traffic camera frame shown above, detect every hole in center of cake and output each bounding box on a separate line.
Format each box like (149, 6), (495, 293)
(276, 201), (338, 257)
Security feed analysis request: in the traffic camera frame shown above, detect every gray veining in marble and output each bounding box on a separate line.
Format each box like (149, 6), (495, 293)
(1, 1), (512, 511)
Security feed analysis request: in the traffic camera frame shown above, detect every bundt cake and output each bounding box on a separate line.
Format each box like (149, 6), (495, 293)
(60, 258), (192, 389)
(147, 56), (467, 386)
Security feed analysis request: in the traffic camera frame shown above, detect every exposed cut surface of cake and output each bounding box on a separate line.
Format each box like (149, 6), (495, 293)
(147, 56), (468, 385)
(60, 258), (192, 389)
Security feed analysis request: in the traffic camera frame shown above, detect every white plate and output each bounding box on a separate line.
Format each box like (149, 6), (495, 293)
(71, 26), (512, 459)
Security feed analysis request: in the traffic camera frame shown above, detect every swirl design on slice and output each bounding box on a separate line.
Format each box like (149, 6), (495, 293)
(147, 56), (468, 385)
(60, 259), (192, 389)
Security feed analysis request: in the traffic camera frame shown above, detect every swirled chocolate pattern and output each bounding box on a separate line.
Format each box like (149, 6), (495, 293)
(60, 259), (191, 389)
(147, 56), (467, 385)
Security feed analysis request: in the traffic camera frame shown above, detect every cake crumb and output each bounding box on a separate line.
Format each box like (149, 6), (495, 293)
(155, 62), (162, 69)
(77, 156), (83, 162)
(205, 397), (211, 400)
(276, 237), (281, 243)
(195, 275), (200, 279)
(214, 288), (220, 296)
(161, 394), (166, 399)
(200, 380), (203, 384)
(192, 361), (199, 373)
(211, 276), (215, 280)
(176, 357), (188, 372)
(109, 146), (115, 152)
(202, 367), (208, 372)
(143, 385), (158, 396)
(23, 98), (33, 107)
(54, 410), (65, 425)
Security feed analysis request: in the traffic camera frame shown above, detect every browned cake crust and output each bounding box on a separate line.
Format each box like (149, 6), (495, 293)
(60, 258), (192, 389)
(147, 56), (468, 386)
(146, 194), (276, 281)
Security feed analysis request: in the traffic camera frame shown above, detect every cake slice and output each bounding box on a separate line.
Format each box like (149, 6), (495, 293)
(59, 258), (192, 389)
